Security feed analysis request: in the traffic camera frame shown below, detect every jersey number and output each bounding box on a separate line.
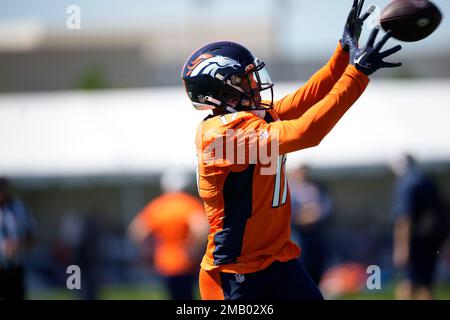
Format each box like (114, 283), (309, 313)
(272, 155), (287, 208)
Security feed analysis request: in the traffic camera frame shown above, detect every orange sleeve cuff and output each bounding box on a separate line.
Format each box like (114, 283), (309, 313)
(269, 62), (370, 155)
(336, 41), (348, 57)
(332, 42), (350, 73)
(345, 64), (370, 91)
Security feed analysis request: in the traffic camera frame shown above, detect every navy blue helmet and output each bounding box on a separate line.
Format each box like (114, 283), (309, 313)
(181, 41), (274, 113)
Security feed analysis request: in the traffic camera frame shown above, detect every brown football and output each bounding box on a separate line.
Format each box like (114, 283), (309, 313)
(380, 0), (442, 42)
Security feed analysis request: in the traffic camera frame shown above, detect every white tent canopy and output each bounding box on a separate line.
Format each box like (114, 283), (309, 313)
(1, 80), (450, 177)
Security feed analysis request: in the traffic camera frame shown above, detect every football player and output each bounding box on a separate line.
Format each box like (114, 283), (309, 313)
(181, 0), (402, 300)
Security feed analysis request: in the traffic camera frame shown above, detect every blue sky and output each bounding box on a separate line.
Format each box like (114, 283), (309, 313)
(0, 0), (448, 59)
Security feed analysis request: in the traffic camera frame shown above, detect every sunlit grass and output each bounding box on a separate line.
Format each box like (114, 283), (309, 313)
(29, 282), (449, 300)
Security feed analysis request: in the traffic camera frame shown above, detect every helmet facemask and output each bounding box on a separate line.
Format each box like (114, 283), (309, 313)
(221, 58), (274, 112)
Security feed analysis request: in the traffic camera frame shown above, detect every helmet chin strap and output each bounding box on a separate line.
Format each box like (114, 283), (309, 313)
(226, 106), (238, 113)
(209, 95), (270, 115)
(209, 96), (239, 114)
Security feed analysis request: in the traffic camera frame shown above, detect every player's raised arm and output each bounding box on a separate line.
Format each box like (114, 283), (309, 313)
(274, 44), (348, 121)
(268, 65), (368, 155)
(266, 27), (402, 155)
(275, 0), (375, 121)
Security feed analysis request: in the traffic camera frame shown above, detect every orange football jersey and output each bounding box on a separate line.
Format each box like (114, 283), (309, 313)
(196, 43), (369, 275)
(135, 192), (205, 276)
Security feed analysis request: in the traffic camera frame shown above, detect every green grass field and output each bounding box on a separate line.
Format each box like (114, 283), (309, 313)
(339, 283), (450, 300)
(29, 282), (450, 300)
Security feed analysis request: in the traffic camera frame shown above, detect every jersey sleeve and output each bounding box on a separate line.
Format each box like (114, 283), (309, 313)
(392, 180), (414, 219)
(199, 65), (367, 170)
(269, 65), (369, 154)
(274, 42), (350, 121)
(231, 64), (369, 158)
(136, 201), (156, 232)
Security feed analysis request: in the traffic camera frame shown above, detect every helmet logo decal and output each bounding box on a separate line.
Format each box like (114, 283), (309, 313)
(186, 54), (213, 77)
(188, 55), (241, 78)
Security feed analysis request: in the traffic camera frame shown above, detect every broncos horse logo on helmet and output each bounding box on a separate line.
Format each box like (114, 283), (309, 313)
(181, 41), (274, 112)
(187, 55), (242, 78)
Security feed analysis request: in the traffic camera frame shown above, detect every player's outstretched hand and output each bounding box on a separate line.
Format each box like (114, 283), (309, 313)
(349, 28), (402, 76)
(341, 0), (376, 52)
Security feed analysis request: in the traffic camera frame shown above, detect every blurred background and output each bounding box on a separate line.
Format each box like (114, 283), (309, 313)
(0, 0), (449, 300)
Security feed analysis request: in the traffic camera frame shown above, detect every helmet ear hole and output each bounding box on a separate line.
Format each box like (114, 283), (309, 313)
(231, 75), (242, 85)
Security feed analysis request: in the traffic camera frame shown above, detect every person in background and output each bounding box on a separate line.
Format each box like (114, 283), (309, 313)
(391, 154), (449, 300)
(128, 169), (208, 300)
(0, 177), (37, 300)
(290, 165), (333, 285)
(57, 208), (101, 300)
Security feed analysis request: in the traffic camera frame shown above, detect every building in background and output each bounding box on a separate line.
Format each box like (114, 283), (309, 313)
(1, 0), (450, 92)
